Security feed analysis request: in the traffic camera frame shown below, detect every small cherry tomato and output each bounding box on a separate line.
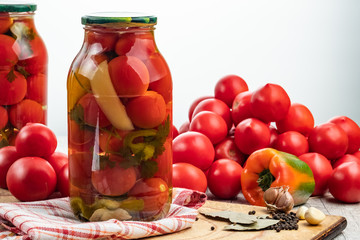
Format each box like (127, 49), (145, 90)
(189, 111), (228, 144)
(46, 152), (68, 175)
(328, 116), (360, 154)
(57, 164), (70, 197)
(15, 123), (57, 158)
(308, 123), (348, 160)
(91, 155), (137, 196)
(87, 31), (117, 51)
(9, 99), (45, 129)
(273, 131), (309, 156)
(77, 93), (111, 128)
(192, 98), (232, 130)
(128, 177), (169, 212)
(6, 157), (57, 201)
(115, 32), (156, 60)
(234, 118), (270, 155)
(332, 154), (360, 169)
(173, 131), (215, 171)
(99, 128), (129, 153)
(276, 103), (314, 136)
(0, 34), (20, 67)
(299, 153), (333, 196)
(172, 162), (207, 192)
(214, 75), (248, 107)
(0, 16), (12, 34)
(0, 146), (20, 189)
(328, 162), (360, 203)
(0, 106), (8, 130)
(214, 137), (247, 166)
(231, 91), (253, 126)
(251, 83), (291, 123)
(26, 73), (47, 105)
(126, 91), (166, 129)
(207, 159), (243, 199)
(0, 70), (27, 105)
(108, 56), (150, 97)
(188, 96), (213, 121)
(17, 37), (47, 75)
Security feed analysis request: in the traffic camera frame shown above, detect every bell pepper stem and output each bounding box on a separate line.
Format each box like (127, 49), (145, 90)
(257, 169), (275, 192)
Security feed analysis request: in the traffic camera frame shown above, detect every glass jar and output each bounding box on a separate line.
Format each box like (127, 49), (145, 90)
(0, 2), (48, 148)
(67, 13), (173, 222)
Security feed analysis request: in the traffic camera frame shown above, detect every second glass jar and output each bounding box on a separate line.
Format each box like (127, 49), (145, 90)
(67, 13), (173, 222)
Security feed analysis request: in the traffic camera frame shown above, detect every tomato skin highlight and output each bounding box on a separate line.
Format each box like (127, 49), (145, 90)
(6, 157), (57, 201)
(231, 91), (253, 126)
(207, 159), (243, 199)
(214, 75), (248, 107)
(328, 162), (360, 203)
(332, 154), (360, 169)
(0, 34), (20, 67)
(250, 83), (291, 123)
(172, 163), (207, 192)
(188, 96), (213, 121)
(173, 131), (215, 171)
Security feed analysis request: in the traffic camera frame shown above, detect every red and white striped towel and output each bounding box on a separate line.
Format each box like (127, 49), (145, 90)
(0, 188), (207, 240)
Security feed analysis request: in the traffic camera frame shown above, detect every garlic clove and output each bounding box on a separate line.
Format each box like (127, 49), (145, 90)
(296, 206), (308, 220)
(305, 207), (326, 225)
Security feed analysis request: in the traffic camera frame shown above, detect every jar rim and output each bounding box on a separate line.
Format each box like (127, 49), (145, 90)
(0, 1), (36, 13)
(81, 12), (157, 25)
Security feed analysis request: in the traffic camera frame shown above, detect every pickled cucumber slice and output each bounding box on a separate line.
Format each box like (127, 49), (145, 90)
(90, 61), (134, 131)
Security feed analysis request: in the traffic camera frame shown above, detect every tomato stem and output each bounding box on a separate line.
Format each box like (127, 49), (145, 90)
(257, 169), (275, 192)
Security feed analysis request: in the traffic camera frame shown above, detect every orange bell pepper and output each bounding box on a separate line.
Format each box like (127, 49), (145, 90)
(241, 148), (315, 206)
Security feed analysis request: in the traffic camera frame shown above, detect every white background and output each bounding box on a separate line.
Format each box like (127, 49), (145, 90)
(27, 0), (360, 136)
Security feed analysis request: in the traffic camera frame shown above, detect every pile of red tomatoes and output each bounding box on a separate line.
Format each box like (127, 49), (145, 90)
(172, 75), (360, 203)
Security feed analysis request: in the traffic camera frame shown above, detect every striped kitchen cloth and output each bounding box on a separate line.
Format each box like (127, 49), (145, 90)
(0, 188), (207, 240)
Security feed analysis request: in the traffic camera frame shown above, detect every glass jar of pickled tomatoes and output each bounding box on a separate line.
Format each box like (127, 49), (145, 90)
(0, 2), (48, 148)
(67, 13), (173, 222)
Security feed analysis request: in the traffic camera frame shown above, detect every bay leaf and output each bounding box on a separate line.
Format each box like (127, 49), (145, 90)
(224, 219), (280, 231)
(199, 210), (257, 225)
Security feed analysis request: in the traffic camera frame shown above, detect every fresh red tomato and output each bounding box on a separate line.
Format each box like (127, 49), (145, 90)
(145, 53), (172, 103)
(0, 70), (27, 105)
(276, 103), (314, 136)
(234, 118), (270, 155)
(214, 75), (248, 107)
(172, 125), (179, 139)
(178, 121), (190, 134)
(0, 146), (20, 189)
(188, 96), (213, 121)
(46, 152), (68, 175)
(273, 131), (309, 156)
(332, 154), (360, 169)
(68, 151), (93, 189)
(128, 177), (169, 216)
(57, 164), (70, 197)
(98, 128), (129, 153)
(214, 137), (247, 166)
(17, 37), (47, 75)
(354, 151), (360, 159)
(87, 31), (117, 51)
(172, 163), (207, 192)
(108, 56), (149, 97)
(250, 83), (291, 123)
(328, 116), (360, 154)
(0, 106), (8, 130)
(26, 73), (47, 105)
(192, 98), (232, 130)
(9, 99), (45, 129)
(0, 34), (20, 67)
(299, 153), (333, 196)
(77, 93), (111, 128)
(173, 131), (215, 171)
(126, 91), (166, 129)
(0, 16), (12, 34)
(308, 123), (348, 160)
(328, 162), (360, 203)
(189, 111), (228, 144)
(15, 123), (57, 158)
(6, 157), (57, 201)
(207, 159), (243, 199)
(231, 91), (253, 126)
(269, 125), (279, 147)
(91, 155), (137, 196)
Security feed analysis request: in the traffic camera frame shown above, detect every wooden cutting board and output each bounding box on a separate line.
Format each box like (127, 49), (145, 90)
(0, 189), (346, 240)
(149, 200), (347, 240)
